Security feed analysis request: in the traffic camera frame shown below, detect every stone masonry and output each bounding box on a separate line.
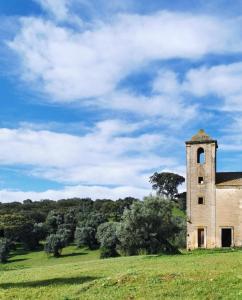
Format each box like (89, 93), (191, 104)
(186, 130), (242, 249)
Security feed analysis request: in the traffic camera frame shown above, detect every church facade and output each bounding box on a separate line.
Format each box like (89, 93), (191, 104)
(186, 130), (242, 249)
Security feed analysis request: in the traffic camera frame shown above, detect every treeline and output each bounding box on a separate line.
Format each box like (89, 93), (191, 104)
(0, 172), (186, 262)
(0, 197), (138, 224)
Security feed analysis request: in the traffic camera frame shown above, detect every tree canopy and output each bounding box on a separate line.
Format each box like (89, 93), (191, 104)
(118, 196), (181, 255)
(149, 172), (185, 199)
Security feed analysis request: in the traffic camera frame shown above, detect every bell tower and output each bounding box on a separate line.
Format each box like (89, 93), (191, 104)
(186, 129), (218, 249)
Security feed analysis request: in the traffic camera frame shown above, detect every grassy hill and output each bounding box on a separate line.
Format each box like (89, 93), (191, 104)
(0, 246), (241, 300)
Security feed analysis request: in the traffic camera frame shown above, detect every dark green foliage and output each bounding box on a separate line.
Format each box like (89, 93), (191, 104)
(0, 214), (41, 250)
(176, 192), (186, 211)
(0, 194), (186, 259)
(19, 225), (40, 250)
(149, 172), (185, 199)
(57, 224), (73, 244)
(33, 223), (48, 241)
(78, 212), (107, 229)
(118, 196), (181, 255)
(170, 217), (186, 249)
(44, 234), (66, 257)
(0, 238), (10, 263)
(96, 222), (120, 258)
(0, 198), (134, 252)
(75, 227), (97, 249)
(114, 197), (139, 221)
(61, 209), (77, 243)
(45, 211), (64, 234)
(75, 212), (108, 250)
(100, 246), (119, 259)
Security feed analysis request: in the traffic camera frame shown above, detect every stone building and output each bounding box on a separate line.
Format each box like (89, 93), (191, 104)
(186, 129), (242, 249)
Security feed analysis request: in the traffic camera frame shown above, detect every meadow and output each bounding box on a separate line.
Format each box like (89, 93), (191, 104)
(0, 246), (241, 300)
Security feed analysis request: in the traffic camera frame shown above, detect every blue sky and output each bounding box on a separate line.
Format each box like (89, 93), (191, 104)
(1, 0), (242, 202)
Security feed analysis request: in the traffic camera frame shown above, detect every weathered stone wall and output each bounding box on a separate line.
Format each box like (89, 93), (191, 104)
(186, 141), (217, 249)
(215, 187), (242, 247)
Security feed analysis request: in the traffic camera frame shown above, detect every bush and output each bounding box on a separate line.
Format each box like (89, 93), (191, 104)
(74, 226), (98, 249)
(96, 222), (120, 258)
(169, 217), (186, 249)
(0, 238), (10, 263)
(75, 212), (107, 250)
(44, 234), (66, 257)
(100, 246), (119, 259)
(118, 196), (181, 256)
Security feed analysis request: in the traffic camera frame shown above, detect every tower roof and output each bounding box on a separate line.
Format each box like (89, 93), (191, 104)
(186, 129), (218, 146)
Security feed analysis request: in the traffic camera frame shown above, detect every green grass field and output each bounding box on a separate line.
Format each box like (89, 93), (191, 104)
(0, 246), (241, 300)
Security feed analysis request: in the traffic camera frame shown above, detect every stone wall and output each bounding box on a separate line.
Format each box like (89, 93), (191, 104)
(216, 187), (242, 247)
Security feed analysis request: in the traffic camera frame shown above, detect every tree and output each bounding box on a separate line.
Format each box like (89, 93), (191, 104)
(75, 212), (107, 249)
(79, 212), (107, 229)
(115, 197), (139, 221)
(176, 192), (186, 211)
(149, 172), (185, 199)
(75, 226), (97, 249)
(33, 223), (48, 242)
(118, 196), (181, 255)
(44, 234), (66, 257)
(0, 213), (41, 250)
(0, 238), (10, 263)
(45, 211), (64, 234)
(96, 222), (120, 258)
(57, 224), (72, 244)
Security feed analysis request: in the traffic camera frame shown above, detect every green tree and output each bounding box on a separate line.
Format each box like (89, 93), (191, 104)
(0, 214), (40, 250)
(44, 234), (66, 257)
(149, 172), (185, 199)
(118, 196), (181, 255)
(0, 238), (10, 263)
(57, 224), (72, 244)
(75, 212), (107, 249)
(75, 226), (97, 249)
(45, 211), (64, 234)
(96, 222), (120, 258)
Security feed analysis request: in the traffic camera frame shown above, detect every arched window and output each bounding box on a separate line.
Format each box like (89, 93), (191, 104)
(197, 147), (205, 164)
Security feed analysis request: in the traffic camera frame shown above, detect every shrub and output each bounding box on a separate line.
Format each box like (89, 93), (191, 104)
(75, 212), (107, 250)
(44, 234), (66, 257)
(169, 217), (186, 249)
(96, 222), (120, 258)
(74, 226), (98, 249)
(100, 246), (119, 259)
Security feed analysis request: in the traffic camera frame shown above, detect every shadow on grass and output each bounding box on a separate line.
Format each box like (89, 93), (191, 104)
(10, 244), (44, 257)
(59, 252), (88, 258)
(8, 258), (29, 263)
(0, 276), (99, 289)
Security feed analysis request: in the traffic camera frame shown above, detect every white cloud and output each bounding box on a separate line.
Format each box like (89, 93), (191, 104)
(152, 70), (181, 95)
(183, 62), (242, 111)
(151, 62), (242, 114)
(218, 116), (242, 151)
(8, 12), (242, 103)
(0, 120), (179, 188)
(34, 0), (69, 21)
(100, 91), (197, 126)
(0, 185), (152, 203)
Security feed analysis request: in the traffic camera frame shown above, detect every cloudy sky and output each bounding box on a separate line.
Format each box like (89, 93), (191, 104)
(0, 0), (242, 202)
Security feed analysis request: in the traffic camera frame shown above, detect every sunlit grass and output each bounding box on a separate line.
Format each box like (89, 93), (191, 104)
(0, 246), (241, 299)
